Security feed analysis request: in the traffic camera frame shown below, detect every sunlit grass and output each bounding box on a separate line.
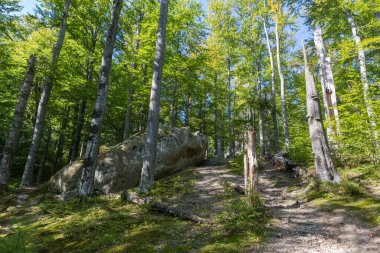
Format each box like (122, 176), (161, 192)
(0, 168), (268, 252)
(304, 163), (380, 226)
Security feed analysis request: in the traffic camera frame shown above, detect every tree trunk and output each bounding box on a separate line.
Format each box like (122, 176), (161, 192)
(227, 57), (234, 157)
(213, 73), (219, 156)
(123, 12), (142, 140)
(139, 0), (169, 193)
(302, 42), (341, 183)
(265, 105), (271, 157)
(313, 27), (339, 134)
(123, 71), (134, 140)
(257, 78), (265, 157)
(263, 20), (279, 153)
(275, 20), (290, 150)
(346, 9), (378, 148)
(53, 106), (70, 172)
(170, 78), (178, 128)
(69, 99), (86, 163)
(244, 128), (258, 205)
(37, 121), (52, 185)
(21, 0), (71, 187)
(0, 54), (36, 190)
(78, 0), (123, 196)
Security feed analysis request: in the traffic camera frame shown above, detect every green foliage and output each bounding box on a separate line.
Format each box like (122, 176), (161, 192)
(228, 153), (244, 176)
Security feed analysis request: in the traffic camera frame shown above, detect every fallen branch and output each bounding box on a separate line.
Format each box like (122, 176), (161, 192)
(122, 191), (213, 224)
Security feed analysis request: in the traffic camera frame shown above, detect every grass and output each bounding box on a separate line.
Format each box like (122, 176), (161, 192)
(0, 168), (268, 253)
(303, 163), (380, 226)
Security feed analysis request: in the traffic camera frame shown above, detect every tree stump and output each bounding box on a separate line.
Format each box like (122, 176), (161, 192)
(244, 127), (259, 205)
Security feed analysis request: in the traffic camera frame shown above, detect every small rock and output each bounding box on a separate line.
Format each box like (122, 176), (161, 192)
(16, 194), (29, 205)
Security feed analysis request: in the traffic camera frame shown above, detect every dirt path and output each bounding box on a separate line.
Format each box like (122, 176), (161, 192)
(259, 163), (380, 253)
(164, 164), (243, 218)
(165, 163), (380, 252)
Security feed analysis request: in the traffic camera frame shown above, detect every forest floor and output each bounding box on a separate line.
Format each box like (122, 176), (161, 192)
(1, 159), (380, 252)
(258, 162), (380, 253)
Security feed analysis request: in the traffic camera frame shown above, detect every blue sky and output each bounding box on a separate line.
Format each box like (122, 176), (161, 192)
(18, 0), (310, 44)
(19, 0), (37, 15)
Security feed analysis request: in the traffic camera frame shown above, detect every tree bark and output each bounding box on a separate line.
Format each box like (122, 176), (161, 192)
(313, 27), (339, 134)
(53, 106), (70, 172)
(346, 8), (378, 148)
(37, 121), (52, 185)
(69, 99), (86, 163)
(258, 81), (265, 157)
(302, 42), (341, 183)
(139, 0), (169, 193)
(0, 54), (36, 189)
(213, 73), (219, 156)
(21, 0), (71, 187)
(227, 57), (234, 157)
(123, 70), (134, 140)
(244, 128), (259, 205)
(78, 0), (123, 196)
(123, 11), (143, 140)
(263, 20), (279, 153)
(275, 20), (290, 150)
(170, 78), (178, 128)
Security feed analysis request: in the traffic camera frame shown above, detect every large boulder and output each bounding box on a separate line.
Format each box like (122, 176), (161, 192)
(48, 127), (208, 197)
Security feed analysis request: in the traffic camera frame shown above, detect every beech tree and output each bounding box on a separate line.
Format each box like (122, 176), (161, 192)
(0, 54), (36, 190)
(21, 0), (71, 186)
(346, 3), (378, 148)
(78, 0), (123, 196)
(139, 0), (169, 193)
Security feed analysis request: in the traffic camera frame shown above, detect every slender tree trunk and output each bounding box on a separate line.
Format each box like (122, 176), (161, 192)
(139, 0), (169, 193)
(32, 81), (41, 128)
(220, 119), (225, 157)
(257, 78), (265, 157)
(314, 27), (339, 134)
(53, 106), (70, 171)
(78, 0), (123, 196)
(37, 121), (52, 185)
(0, 54), (36, 190)
(123, 12), (142, 140)
(263, 20), (279, 153)
(184, 94), (190, 126)
(302, 42), (341, 183)
(21, 0), (71, 186)
(265, 92), (271, 157)
(213, 73), (219, 156)
(346, 9), (378, 148)
(170, 80), (178, 128)
(123, 71), (134, 140)
(275, 20), (290, 150)
(227, 57), (234, 157)
(69, 99), (86, 162)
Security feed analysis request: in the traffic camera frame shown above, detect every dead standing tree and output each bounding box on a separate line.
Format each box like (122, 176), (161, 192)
(244, 127), (259, 205)
(302, 42), (341, 183)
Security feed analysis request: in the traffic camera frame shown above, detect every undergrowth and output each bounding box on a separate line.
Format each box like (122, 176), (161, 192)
(0, 168), (268, 253)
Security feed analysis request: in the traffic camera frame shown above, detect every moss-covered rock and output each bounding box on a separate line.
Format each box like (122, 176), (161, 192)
(48, 127), (208, 197)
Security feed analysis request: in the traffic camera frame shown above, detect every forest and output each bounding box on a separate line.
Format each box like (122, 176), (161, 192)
(0, 0), (379, 252)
